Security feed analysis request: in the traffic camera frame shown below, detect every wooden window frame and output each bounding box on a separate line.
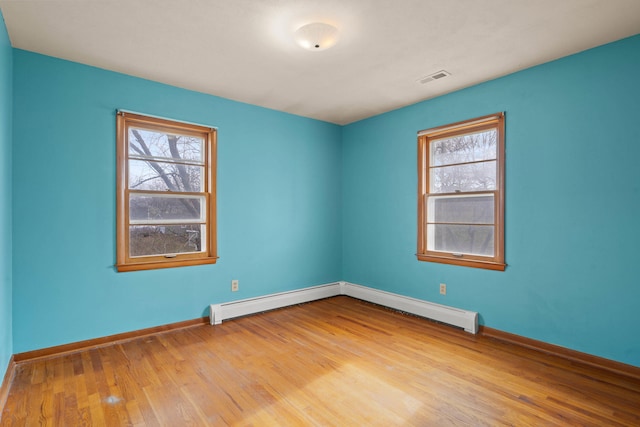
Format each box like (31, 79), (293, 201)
(417, 113), (505, 271)
(116, 112), (218, 272)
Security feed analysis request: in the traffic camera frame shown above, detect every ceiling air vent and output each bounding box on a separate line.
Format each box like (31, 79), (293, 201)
(417, 70), (451, 84)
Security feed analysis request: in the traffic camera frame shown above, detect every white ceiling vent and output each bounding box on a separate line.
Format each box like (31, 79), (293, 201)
(417, 70), (451, 84)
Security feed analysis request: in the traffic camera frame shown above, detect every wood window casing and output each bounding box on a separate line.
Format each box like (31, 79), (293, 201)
(116, 112), (218, 272)
(417, 113), (505, 271)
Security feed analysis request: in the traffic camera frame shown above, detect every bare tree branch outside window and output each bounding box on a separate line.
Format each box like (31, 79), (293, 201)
(127, 128), (205, 256)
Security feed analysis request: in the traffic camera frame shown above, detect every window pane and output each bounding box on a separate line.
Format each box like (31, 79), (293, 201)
(130, 194), (205, 222)
(431, 129), (496, 166)
(430, 160), (496, 193)
(128, 159), (203, 192)
(129, 128), (203, 163)
(427, 194), (494, 224)
(129, 224), (205, 257)
(427, 224), (494, 256)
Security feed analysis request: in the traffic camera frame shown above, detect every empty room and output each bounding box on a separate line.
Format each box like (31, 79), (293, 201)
(1, 0), (639, 425)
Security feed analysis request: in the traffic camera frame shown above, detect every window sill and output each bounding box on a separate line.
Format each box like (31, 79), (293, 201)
(416, 254), (506, 271)
(116, 256), (219, 272)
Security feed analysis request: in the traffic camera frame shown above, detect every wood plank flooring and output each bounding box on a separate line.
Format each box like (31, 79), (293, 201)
(2, 296), (639, 426)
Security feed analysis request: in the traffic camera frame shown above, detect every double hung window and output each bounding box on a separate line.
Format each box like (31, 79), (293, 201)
(417, 113), (505, 270)
(116, 112), (217, 272)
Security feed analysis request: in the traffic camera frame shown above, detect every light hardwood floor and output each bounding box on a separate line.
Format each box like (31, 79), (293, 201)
(2, 296), (639, 426)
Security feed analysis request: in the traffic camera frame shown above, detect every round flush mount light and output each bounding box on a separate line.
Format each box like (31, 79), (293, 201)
(294, 23), (339, 51)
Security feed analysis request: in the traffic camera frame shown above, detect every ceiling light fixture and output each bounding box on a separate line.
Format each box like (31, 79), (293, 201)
(294, 23), (339, 51)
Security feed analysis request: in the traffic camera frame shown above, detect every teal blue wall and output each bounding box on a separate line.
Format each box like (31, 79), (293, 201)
(12, 50), (342, 353)
(8, 34), (640, 367)
(342, 35), (640, 367)
(0, 11), (12, 375)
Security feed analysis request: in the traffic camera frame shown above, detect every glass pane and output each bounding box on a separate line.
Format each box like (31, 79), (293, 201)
(431, 129), (496, 166)
(128, 159), (203, 192)
(427, 194), (494, 224)
(130, 194), (204, 222)
(129, 224), (205, 257)
(427, 224), (494, 256)
(129, 128), (203, 163)
(430, 160), (496, 193)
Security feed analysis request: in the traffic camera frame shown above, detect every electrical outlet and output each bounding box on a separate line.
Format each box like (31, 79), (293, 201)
(231, 280), (239, 292)
(439, 283), (446, 295)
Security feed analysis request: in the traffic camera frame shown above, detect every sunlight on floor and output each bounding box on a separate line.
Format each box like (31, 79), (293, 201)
(241, 362), (423, 424)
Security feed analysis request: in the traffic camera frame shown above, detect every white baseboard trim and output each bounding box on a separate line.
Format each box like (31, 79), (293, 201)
(210, 281), (478, 334)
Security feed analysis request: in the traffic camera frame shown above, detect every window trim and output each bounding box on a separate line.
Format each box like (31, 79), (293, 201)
(417, 112), (505, 271)
(116, 112), (218, 272)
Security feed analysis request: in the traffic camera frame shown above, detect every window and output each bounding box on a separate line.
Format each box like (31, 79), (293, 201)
(417, 113), (505, 271)
(116, 112), (217, 272)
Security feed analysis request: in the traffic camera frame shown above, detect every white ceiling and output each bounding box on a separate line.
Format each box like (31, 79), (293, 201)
(1, 0), (639, 125)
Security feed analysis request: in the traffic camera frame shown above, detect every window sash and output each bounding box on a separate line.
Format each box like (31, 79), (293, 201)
(129, 224), (207, 258)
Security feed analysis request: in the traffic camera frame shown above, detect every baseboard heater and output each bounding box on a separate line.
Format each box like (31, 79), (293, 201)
(209, 281), (478, 334)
